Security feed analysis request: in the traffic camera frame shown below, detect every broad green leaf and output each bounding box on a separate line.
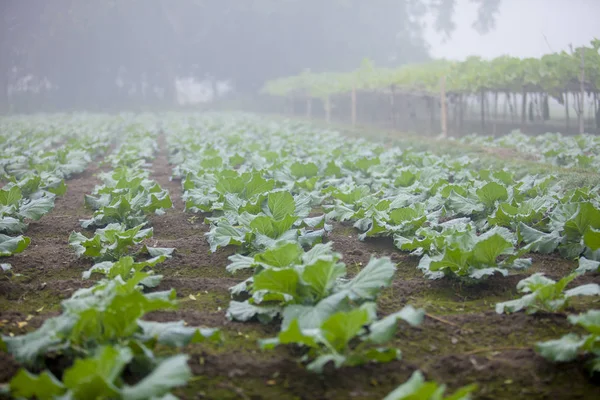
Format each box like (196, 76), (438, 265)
(472, 233), (513, 265)
(18, 197), (55, 221)
(395, 170), (418, 187)
(476, 182), (509, 208)
(253, 268), (299, 302)
(10, 370), (65, 400)
(447, 191), (484, 215)
(302, 242), (339, 265)
(583, 228), (600, 251)
(3, 314), (76, 364)
(0, 186), (22, 207)
(321, 307), (372, 352)
(206, 223), (245, 252)
(263, 319), (318, 349)
(518, 223), (561, 254)
(575, 257), (600, 274)
(495, 293), (536, 314)
(0, 234), (30, 256)
(255, 242), (302, 267)
(568, 310), (600, 335)
(281, 291), (349, 330)
(306, 353), (347, 373)
(267, 191), (296, 220)
(226, 300), (280, 322)
(302, 258), (346, 300)
(536, 333), (586, 362)
(62, 345), (132, 399)
(290, 161), (318, 178)
(367, 306), (424, 344)
(227, 254), (256, 273)
(215, 176), (245, 195)
(564, 202), (600, 241)
(245, 175), (274, 199)
(564, 284), (600, 297)
(383, 371), (427, 400)
(0, 217), (28, 234)
(338, 257), (396, 300)
(121, 355), (191, 400)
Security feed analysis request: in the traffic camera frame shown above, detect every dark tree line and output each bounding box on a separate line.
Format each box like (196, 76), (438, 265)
(0, 0), (500, 113)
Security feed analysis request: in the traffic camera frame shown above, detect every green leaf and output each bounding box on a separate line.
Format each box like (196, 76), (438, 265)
(472, 233), (513, 265)
(0, 234), (30, 256)
(338, 257), (396, 300)
(564, 284), (600, 297)
(447, 191), (484, 215)
(10, 369), (65, 400)
(253, 268), (299, 302)
(290, 161), (319, 178)
(261, 319), (318, 349)
(121, 355), (192, 400)
(62, 345), (132, 399)
(518, 223), (561, 254)
(583, 228), (600, 251)
(3, 314), (76, 364)
(564, 202), (600, 241)
(575, 257), (600, 274)
(255, 242), (302, 267)
(306, 353), (347, 373)
(226, 300), (280, 322)
(536, 333), (586, 362)
(227, 254), (256, 273)
(215, 176), (245, 195)
(18, 197), (55, 221)
(281, 291), (349, 330)
(367, 306), (424, 344)
(568, 310), (600, 335)
(394, 170), (418, 187)
(302, 259), (346, 300)
(0, 186), (22, 207)
(476, 182), (509, 208)
(495, 293), (536, 314)
(245, 175), (274, 199)
(267, 191), (296, 220)
(382, 370), (426, 400)
(0, 217), (28, 234)
(302, 242), (339, 265)
(206, 223), (245, 252)
(354, 347), (401, 364)
(383, 370), (476, 400)
(321, 307), (372, 352)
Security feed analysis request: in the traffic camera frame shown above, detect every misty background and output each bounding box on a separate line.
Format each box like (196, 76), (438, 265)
(1, 0), (599, 114)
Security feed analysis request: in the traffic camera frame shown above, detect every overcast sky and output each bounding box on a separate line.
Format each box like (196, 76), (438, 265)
(426, 0), (600, 60)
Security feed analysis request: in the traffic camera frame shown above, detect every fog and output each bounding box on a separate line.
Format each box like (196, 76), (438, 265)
(427, 0), (600, 58)
(0, 0), (598, 113)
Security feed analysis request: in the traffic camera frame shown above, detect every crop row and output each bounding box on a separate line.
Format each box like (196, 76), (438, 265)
(0, 116), (112, 267)
(2, 119), (220, 400)
(459, 130), (600, 170)
(164, 114), (600, 395)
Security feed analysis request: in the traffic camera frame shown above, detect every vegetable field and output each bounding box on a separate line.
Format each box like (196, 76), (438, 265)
(1, 113), (600, 399)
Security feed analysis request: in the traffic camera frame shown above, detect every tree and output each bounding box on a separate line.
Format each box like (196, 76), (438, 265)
(0, 0), (501, 112)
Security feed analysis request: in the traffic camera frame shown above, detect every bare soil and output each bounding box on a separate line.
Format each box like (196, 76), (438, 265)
(1, 137), (599, 399)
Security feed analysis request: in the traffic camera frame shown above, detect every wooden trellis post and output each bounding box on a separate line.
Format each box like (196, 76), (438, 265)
(480, 88), (486, 134)
(440, 76), (448, 138)
(579, 48), (585, 134)
(565, 92), (570, 130)
(521, 89), (527, 127)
